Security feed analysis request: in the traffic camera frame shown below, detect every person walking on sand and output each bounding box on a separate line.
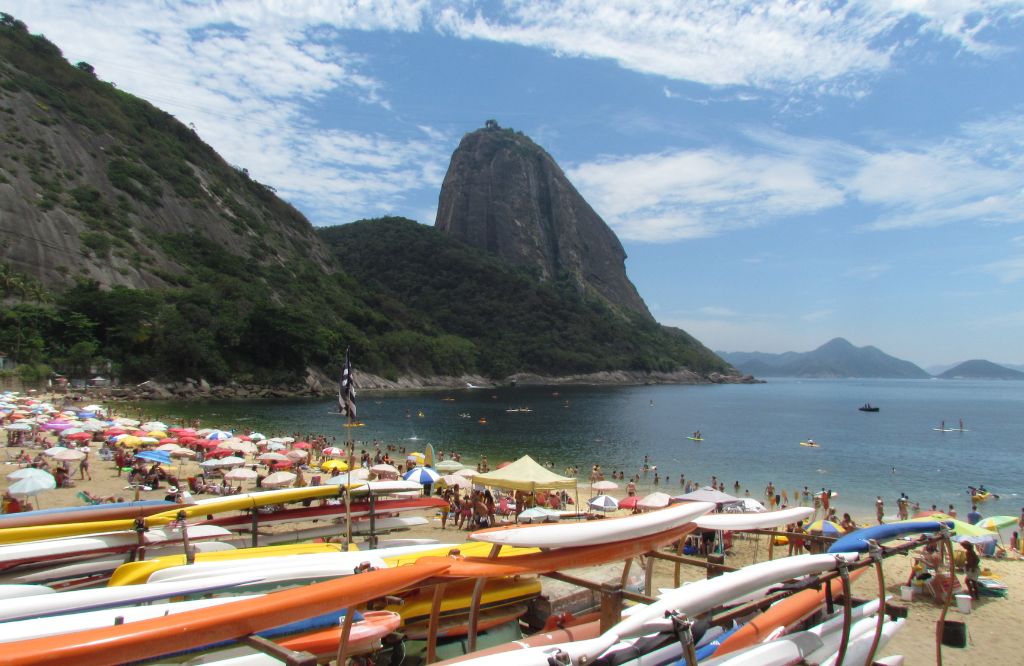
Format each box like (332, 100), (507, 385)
(78, 451), (92, 481)
(875, 496), (885, 524)
(962, 541), (981, 599)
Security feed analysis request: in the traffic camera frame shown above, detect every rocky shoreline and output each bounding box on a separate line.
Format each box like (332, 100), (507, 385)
(73, 367), (761, 402)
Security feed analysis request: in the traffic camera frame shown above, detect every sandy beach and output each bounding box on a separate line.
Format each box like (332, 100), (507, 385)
(2, 414), (1020, 665)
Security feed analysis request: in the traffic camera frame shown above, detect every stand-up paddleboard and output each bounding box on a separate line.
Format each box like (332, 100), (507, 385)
(0, 541), (237, 590)
(0, 584), (53, 600)
(469, 501), (715, 548)
(817, 618), (904, 666)
(686, 437), (703, 442)
(705, 615), (880, 666)
(173, 611), (402, 665)
(711, 567), (866, 655)
(200, 497), (445, 530)
(0, 595), (262, 642)
(799, 441), (820, 447)
(109, 543), (344, 586)
(933, 428), (956, 432)
(694, 507), (814, 531)
(0, 525), (233, 571)
(450, 554), (861, 666)
(0, 574), (267, 623)
(0, 560), (451, 666)
(0, 500), (177, 529)
(827, 520), (952, 553)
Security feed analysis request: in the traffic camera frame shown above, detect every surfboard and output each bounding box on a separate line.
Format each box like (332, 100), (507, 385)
(827, 520), (952, 553)
(0, 560), (450, 666)
(469, 501), (715, 548)
(0, 584), (53, 600)
(447, 553), (862, 666)
(799, 441), (820, 447)
(686, 437), (703, 441)
(694, 506), (814, 531)
(0, 500), (176, 529)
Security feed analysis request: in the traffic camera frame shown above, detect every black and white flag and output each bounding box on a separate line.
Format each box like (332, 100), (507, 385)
(339, 348), (357, 419)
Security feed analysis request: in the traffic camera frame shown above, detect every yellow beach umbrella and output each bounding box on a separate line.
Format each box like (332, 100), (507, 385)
(321, 459), (350, 473)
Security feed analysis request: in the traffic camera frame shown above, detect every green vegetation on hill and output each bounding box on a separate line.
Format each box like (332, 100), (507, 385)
(319, 218), (729, 378)
(0, 17), (730, 386)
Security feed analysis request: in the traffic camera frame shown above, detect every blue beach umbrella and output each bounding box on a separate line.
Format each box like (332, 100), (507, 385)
(588, 495), (620, 512)
(403, 466), (441, 485)
(806, 519), (846, 537)
(135, 450), (172, 465)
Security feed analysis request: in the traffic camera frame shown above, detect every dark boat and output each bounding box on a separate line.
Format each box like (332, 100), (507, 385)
(859, 404), (880, 412)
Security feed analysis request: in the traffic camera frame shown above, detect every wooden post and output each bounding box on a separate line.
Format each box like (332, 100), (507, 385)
(426, 582), (447, 664)
(599, 583), (624, 633)
(334, 605), (356, 666)
(644, 553), (655, 597)
(467, 544), (501, 652)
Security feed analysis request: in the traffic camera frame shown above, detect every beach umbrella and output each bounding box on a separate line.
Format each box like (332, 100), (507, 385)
(271, 460), (294, 470)
(42, 421), (73, 431)
(224, 467), (258, 481)
(322, 446), (345, 457)
(249, 432), (266, 441)
(156, 443), (181, 451)
(218, 456), (247, 468)
(138, 437), (159, 445)
(43, 446), (68, 457)
(321, 460), (349, 473)
(114, 418), (140, 427)
(265, 441), (287, 451)
(403, 466), (441, 485)
(257, 452), (290, 463)
(141, 421), (169, 432)
(169, 447), (197, 459)
(262, 471), (297, 489)
(439, 474), (468, 488)
(158, 438), (179, 445)
(285, 450), (309, 461)
(327, 472), (369, 486)
(435, 460), (464, 473)
(371, 463), (399, 476)
(588, 495), (620, 512)
(206, 430), (232, 440)
(806, 520), (846, 536)
(64, 431), (92, 442)
(637, 492), (672, 510)
(270, 437), (296, 445)
(290, 441), (310, 449)
(618, 495), (640, 510)
(54, 449), (87, 461)
(135, 450), (172, 465)
(977, 515), (1017, 531)
(723, 498), (767, 513)
(591, 480), (619, 491)
(454, 468), (477, 478)
(4, 423), (32, 431)
(223, 440), (257, 455)
(8, 473), (56, 498)
(146, 430), (169, 439)
(7, 467), (55, 482)
(119, 436), (144, 448)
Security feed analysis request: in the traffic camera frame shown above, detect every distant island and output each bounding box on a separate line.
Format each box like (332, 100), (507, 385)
(719, 339), (1023, 379)
(936, 360), (1024, 380)
(717, 338), (930, 379)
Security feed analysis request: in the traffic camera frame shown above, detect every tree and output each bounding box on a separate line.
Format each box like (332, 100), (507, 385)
(75, 61), (95, 75)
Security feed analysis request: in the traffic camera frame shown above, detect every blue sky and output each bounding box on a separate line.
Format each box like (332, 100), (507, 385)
(8, 1), (1024, 368)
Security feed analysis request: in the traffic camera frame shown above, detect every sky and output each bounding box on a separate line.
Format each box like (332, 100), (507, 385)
(6, 1), (1024, 368)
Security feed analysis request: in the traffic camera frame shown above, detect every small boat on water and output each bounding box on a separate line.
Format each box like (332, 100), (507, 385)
(858, 404), (880, 412)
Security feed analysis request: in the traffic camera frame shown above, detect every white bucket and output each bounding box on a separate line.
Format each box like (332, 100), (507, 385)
(900, 586), (914, 601)
(955, 594), (972, 614)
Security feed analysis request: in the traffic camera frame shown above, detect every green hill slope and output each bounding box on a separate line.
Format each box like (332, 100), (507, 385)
(318, 217), (731, 379)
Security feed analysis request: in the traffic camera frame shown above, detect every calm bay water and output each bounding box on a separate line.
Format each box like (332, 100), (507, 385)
(133, 378), (1024, 520)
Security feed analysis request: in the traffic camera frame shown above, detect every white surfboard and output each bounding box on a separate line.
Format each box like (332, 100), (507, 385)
(0, 574), (266, 622)
(0, 595), (262, 642)
(0, 584), (53, 600)
(695, 507), (814, 531)
(469, 501), (715, 548)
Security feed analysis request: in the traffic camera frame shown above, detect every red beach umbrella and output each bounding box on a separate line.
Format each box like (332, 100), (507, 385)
(65, 432), (92, 441)
(272, 460), (294, 470)
(618, 496), (640, 510)
(292, 442), (312, 450)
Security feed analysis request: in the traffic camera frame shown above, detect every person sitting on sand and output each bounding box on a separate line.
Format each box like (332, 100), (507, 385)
(840, 512), (856, 532)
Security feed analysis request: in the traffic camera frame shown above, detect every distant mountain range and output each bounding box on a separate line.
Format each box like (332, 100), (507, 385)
(720, 340), (1024, 379)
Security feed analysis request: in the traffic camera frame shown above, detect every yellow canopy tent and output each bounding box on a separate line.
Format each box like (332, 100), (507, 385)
(472, 455), (577, 493)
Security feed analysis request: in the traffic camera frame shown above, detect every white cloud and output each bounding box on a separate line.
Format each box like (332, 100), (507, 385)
(5, 0), (448, 225)
(568, 147), (845, 241)
(436, 1), (1024, 92)
(801, 309), (835, 322)
(983, 256), (1024, 283)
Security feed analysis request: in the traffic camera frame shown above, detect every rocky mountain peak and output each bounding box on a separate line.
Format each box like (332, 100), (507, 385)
(434, 121), (652, 320)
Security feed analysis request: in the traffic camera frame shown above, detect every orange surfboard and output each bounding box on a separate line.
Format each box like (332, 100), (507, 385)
(0, 561), (450, 666)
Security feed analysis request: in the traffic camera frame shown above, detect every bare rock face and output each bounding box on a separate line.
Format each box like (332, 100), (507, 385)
(435, 123), (652, 320)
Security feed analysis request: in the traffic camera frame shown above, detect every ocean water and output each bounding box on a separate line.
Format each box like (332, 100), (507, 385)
(132, 378), (1024, 520)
